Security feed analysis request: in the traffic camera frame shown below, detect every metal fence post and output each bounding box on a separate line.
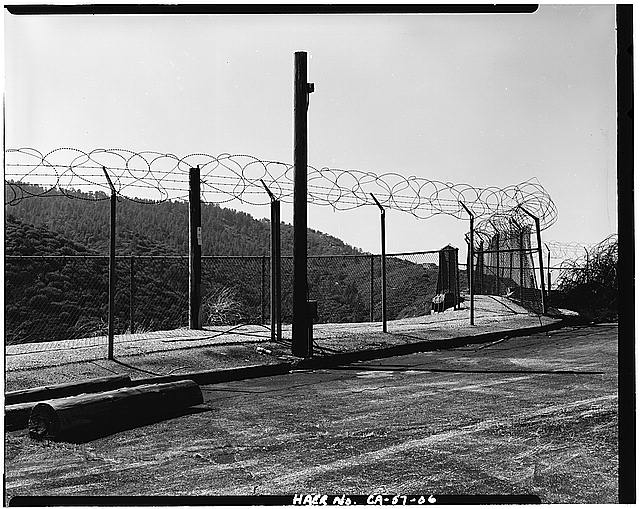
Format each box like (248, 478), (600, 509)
(370, 193), (387, 332)
(262, 180), (282, 342)
(495, 232), (500, 295)
(454, 248), (460, 309)
(509, 242), (513, 287)
(519, 206), (547, 314)
(370, 253), (374, 322)
(275, 204), (282, 342)
(519, 230), (525, 305)
(535, 217), (547, 314)
(102, 167), (117, 360)
(261, 255), (266, 325)
(459, 202), (474, 325)
(129, 255), (135, 334)
(545, 244), (551, 295)
(480, 241), (486, 295)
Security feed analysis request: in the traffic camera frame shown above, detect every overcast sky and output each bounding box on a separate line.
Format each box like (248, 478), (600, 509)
(4, 5), (617, 254)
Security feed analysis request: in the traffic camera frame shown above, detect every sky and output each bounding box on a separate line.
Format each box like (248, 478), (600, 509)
(4, 5), (618, 255)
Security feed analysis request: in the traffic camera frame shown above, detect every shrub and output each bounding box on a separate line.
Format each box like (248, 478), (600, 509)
(554, 235), (617, 322)
(203, 286), (243, 326)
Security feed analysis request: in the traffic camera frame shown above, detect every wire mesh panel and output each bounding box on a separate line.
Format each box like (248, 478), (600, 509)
(9, 248), (516, 351)
(385, 251), (440, 320)
(201, 256), (267, 326)
(471, 228), (542, 312)
(5, 256), (109, 344)
(280, 256), (294, 325)
(279, 254), (376, 325)
(129, 256), (189, 333)
(307, 255), (374, 324)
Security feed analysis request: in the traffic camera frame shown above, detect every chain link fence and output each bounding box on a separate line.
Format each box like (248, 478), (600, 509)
(467, 228), (544, 314)
(6, 250), (456, 346)
(6, 240), (553, 349)
(385, 251), (441, 320)
(5, 256), (110, 344)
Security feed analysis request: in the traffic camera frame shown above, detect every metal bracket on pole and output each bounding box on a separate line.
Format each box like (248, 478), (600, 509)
(260, 179), (276, 202)
(370, 193), (387, 333)
(102, 167), (116, 195)
(102, 167), (116, 360)
(306, 82), (315, 111)
(261, 180), (282, 343)
(459, 201), (475, 325)
(518, 205), (547, 314)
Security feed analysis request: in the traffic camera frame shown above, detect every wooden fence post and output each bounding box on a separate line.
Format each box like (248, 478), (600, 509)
(189, 166), (202, 329)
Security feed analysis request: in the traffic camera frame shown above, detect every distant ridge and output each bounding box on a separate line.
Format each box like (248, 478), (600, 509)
(5, 183), (366, 256)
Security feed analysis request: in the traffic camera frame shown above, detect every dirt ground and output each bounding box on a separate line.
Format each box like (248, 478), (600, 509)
(4, 323), (617, 503)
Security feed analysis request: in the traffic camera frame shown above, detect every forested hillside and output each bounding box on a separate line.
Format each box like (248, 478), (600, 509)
(5, 186), (441, 345)
(6, 183), (364, 256)
(5, 217), (110, 343)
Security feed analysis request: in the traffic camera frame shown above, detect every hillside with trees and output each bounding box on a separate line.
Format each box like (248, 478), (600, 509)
(6, 183), (364, 256)
(5, 185), (442, 344)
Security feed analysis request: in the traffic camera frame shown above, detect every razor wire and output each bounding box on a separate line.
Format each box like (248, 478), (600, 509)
(553, 235), (617, 274)
(5, 147), (557, 235)
(544, 240), (594, 264)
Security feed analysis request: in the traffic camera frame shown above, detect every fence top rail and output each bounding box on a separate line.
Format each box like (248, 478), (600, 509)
(284, 253), (374, 259)
(478, 248), (538, 254)
(5, 254), (268, 260)
(6, 249), (450, 260)
(386, 250), (442, 257)
(5, 254), (186, 259)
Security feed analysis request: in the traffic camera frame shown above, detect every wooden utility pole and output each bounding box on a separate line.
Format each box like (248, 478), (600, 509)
(189, 166), (202, 329)
(292, 51), (314, 357)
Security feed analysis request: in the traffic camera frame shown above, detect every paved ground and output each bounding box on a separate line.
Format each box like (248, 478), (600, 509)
(5, 295), (559, 390)
(5, 323), (617, 503)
